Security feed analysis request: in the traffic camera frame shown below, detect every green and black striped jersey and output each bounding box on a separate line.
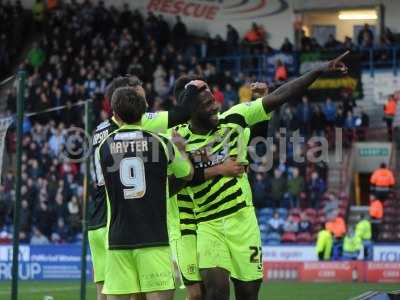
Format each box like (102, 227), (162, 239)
(175, 98), (272, 224)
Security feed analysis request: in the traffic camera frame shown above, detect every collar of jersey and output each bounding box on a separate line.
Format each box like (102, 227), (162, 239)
(188, 120), (221, 137)
(118, 123), (142, 130)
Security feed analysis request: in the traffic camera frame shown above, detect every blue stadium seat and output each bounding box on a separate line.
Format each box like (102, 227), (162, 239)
(257, 208), (274, 219)
(277, 208), (288, 219)
(263, 232), (281, 245)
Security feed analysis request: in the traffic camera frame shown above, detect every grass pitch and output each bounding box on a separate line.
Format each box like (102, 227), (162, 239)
(0, 281), (398, 300)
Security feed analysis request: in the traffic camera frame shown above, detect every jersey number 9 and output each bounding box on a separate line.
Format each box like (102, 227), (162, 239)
(120, 157), (146, 199)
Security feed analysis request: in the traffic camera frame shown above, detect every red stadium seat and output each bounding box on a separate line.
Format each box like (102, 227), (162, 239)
(281, 232), (297, 243)
(289, 208), (301, 216)
(305, 208), (317, 218)
(296, 232), (313, 243)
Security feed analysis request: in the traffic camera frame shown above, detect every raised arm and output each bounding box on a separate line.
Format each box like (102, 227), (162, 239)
(167, 81), (207, 127)
(262, 51), (349, 111)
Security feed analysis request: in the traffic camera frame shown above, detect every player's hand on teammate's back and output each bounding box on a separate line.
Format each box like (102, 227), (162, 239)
(219, 157), (246, 177)
(250, 82), (269, 98)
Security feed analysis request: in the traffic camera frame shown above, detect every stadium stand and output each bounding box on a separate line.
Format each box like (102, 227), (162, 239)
(0, 1), (399, 251)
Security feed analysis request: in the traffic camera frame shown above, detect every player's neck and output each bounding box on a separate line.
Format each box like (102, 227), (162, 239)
(189, 119), (216, 135)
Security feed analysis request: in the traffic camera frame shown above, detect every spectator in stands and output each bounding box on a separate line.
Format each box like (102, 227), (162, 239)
(223, 83), (237, 109)
(32, 0), (46, 31)
(280, 37), (293, 52)
(324, 192), (340, 218)
(383, 94), (397, 141)
(355, 214), (372, 260)
(30, 227), (50, 245)
(212, 85), (224, 107)
(52, 218), (70, 243)
(357, 23), (374, 47)
(275, 59), (288, 82)
(283, 215), (299, 233)
(342, 227), (362, 260)
(316, 225), (333, 261)
(343, 36), (356, 51)
(270, 169), (286, 208)
(243, 22), (265, 50)
(27, 42), (45, 69)
(307, 171), (326, 208)
(296, 96), (313, 137)
(172, 16), (187, 50)
(298, 213), (312, 234)
(251, 172), (271, 208)
(326, 213), (347, 240)
(322, 98), (337, 128)
(34, 201), (54, 239)
(341, 89), (356, 113)
(344, 111), (356, 147)
(238, 80), (252, 103)
(226, 24), (239, 53)
(369, 195), (383, 241)
(268, 212), (284, 234)
(335, 106), (345, 128)
(280, 105), (298, 134)
(19, 199), (31, 233)
(370, 162), (395, 200)
(311, 105), (326, 136)
(284, 167), (304, 208)
(356, 108), (369, 141)
(324, 34), (341, 50)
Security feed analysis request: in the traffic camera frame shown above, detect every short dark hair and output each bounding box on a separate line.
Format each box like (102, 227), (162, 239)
(111, 87), (146, 124)
(380, 162), (387, 169)
(105, 75), (142, 102)
(173, 74), (200, 103)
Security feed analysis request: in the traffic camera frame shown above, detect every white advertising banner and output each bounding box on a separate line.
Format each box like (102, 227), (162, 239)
(263, 245), (317, 261)
(373, 245), (400, 262)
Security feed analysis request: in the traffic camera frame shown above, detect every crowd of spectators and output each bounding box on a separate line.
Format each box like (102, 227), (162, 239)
(0, 1), (393, 246)
(0, 1), (32, 79)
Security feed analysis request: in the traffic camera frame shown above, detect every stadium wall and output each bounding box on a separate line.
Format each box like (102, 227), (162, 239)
(19, 0), (400, 48)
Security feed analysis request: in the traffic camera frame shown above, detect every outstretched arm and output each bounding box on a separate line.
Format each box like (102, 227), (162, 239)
(262, 51), (349, 111)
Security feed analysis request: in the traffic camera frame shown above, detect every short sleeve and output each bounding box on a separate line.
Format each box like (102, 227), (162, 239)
(167, 143), (192, 179)
(220, 98), (272, 127)
(141, 111), (169, 134)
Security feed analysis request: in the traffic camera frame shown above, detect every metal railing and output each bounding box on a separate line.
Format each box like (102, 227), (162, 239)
(202, 47), (400, 80)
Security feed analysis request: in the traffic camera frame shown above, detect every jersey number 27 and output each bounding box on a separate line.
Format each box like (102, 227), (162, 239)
(120, 157), (146, 199)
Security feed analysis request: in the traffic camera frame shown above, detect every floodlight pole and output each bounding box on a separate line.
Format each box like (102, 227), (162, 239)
(11, 70), (26, 300)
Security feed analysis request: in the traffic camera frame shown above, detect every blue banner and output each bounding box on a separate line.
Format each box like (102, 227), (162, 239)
(0, 245), (92, 281)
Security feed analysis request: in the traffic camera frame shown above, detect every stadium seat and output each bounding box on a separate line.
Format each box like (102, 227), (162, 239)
(383, 200), (395, 208)
(257, 208), (274, 219)
(277, 208), (288, 219)
(381, 224), (394, 232)
(317, 215), (326, 224)
(296, 232), (313, 243)
(384, 207), (396, 217)
(264, 232), (281, 245)
(281, 232), (296, 243)
(289, 208), (301, 216)
(317, 207), (326, 217)
(305, 208), (317, 218)
(378, 232), (396, 242)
